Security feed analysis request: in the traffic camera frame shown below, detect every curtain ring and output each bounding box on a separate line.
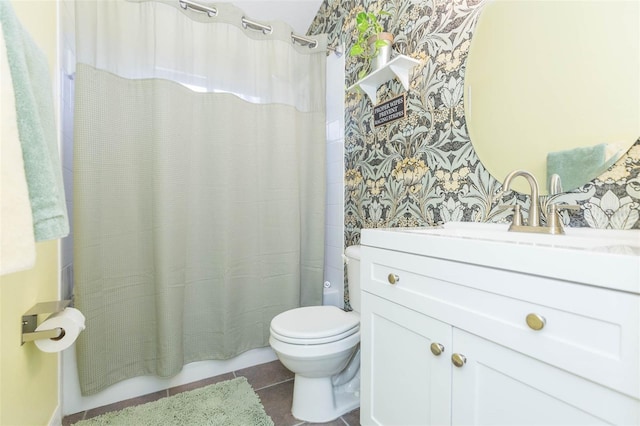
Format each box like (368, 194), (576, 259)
(178, 0), (217, 18)
(241, 17), (273, 35)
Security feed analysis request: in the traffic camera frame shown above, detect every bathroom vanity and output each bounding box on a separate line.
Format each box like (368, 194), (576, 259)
(359, 222), (640, 425)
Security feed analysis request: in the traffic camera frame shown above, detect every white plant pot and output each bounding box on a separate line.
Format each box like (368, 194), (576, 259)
(368, 32), (394, 71)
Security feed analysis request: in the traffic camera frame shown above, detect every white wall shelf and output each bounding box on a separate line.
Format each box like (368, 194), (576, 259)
(347, 54), (420, 104)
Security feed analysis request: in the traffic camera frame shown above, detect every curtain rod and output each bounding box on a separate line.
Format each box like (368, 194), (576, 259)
(178, 0), (341, 55)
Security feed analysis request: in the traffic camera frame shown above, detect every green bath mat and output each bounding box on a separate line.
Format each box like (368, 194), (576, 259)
(72, 377), (274, 426)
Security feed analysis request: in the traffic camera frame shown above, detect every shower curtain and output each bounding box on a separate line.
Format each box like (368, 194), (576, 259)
(73, 0), (326, 395)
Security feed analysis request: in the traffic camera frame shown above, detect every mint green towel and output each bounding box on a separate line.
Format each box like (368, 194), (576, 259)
(1, 1), (69, 241)
(546, 143), (617, 192)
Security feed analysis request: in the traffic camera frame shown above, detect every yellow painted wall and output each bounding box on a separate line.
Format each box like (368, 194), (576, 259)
(0, 1), (60, 425)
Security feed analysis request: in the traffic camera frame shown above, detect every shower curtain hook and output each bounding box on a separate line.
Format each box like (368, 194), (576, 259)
(178, 0), (217, 18)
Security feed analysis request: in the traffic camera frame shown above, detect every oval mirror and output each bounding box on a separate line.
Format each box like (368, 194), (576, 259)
(464, 0), (640, 195)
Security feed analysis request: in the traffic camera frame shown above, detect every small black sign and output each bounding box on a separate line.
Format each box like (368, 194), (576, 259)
(373, 94), (406, 127)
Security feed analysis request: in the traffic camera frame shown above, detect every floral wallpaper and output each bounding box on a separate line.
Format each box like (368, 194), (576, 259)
(308, 0), (640, 304)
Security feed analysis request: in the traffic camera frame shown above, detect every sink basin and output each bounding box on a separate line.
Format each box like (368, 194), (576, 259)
(400, 222), (640, 252)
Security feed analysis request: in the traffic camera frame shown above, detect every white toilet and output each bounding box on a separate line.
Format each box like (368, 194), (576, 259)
(269, 245), (361, 423)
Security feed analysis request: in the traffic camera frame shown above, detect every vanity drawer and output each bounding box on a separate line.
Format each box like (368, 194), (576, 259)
(361, 246), (640, 399)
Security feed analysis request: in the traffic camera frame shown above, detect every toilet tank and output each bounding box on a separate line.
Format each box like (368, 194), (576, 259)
(344, 245), (361, 313)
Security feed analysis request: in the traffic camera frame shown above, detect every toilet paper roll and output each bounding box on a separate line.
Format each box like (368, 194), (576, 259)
(34, 308), (86, 353)
(61, 307), (86, 328)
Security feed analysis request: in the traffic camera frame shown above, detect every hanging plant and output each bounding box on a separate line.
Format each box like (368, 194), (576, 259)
(349, 11), (394, 80)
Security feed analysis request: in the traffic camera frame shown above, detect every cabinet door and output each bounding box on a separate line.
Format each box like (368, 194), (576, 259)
(451, 329), (640, 426)
(361, 292), (452, 426)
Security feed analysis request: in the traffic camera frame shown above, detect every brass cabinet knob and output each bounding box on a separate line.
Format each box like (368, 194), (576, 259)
(387, 273), (400, 285)
(451, 353), (467, 368)
(430, 342), (444, 356)
(526, 313), (546, 331)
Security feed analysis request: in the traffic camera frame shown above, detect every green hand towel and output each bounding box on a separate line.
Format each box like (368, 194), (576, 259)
(1, 1), (69, 241)
(546, 143), (616, 192)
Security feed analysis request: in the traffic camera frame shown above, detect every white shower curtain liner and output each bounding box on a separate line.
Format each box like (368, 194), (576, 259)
(76, 0), (327, 110)
(73, 0), (327, 395)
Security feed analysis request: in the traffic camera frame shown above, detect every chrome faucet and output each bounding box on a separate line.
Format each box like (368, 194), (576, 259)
(502, 169), (579, 234)
(503, 169), (541, 227)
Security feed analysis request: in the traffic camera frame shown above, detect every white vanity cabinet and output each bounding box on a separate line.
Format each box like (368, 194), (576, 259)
(361, 291), (452, 425)
(359, 227), (640, 426)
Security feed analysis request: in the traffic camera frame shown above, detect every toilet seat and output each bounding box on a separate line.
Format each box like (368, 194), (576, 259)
(270, 306), (359, 345)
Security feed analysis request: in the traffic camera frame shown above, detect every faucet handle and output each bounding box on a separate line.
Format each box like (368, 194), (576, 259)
(546, 205), (564, 234)
(511, 205), (524, 226)
(505, 204), (524, 231)
(546, 204), (581, 234)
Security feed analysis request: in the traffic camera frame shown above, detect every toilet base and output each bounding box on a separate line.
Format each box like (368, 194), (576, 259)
(291, 374), (360, 423)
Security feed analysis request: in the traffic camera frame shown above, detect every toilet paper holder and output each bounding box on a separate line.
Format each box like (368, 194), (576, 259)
(21, 300), (71, 345)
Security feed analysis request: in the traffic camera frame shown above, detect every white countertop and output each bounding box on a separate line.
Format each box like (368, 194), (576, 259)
(361, 222), (640, 294)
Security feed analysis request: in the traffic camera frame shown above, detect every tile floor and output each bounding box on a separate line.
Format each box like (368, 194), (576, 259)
(62, 360), (361, 426)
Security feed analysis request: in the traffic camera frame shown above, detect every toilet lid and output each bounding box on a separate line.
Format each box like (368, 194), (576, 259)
(270, 306), (359, 345)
